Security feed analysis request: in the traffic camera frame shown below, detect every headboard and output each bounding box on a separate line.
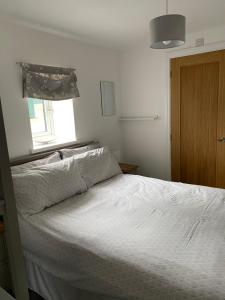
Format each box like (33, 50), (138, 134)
(10, 141), (99, 166)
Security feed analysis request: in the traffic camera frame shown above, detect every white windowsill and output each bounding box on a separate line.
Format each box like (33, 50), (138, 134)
(31, 140), (78, 154)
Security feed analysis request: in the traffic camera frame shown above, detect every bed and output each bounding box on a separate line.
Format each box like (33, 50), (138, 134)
(11, 143), (225, 300)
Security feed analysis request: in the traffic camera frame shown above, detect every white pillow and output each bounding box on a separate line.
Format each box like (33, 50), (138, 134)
(13, 157), (87, 216)
(75, 147), (122, 188)
(60, 143), (100, 159)
(11, 152), (61, 174)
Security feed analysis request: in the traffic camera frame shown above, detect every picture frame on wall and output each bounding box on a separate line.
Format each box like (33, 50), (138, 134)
(100, 81), (116, 116)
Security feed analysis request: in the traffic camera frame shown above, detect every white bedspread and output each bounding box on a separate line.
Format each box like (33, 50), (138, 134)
(19, 175), (225, 300)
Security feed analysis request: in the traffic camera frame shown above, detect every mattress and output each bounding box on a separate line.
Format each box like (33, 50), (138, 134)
(19, 174), (225, 300)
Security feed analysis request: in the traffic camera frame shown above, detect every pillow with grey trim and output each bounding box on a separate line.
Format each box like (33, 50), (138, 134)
(75, 147), (122, 188)
(11, 152), (61, 174)
(60, 143), (100, 159)
(13, 157), (87, 216)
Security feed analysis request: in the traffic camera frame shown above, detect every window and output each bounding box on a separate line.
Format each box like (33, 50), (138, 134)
(28, 98), (76, 149)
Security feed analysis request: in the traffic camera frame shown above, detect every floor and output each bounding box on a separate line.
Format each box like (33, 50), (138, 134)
(29, 290), (45, 300)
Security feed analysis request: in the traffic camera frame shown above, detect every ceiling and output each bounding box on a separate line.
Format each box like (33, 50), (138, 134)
(0, 0), (225, 49)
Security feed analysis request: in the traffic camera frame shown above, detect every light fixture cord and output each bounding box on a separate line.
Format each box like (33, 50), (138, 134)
(166, 0), (168, 15)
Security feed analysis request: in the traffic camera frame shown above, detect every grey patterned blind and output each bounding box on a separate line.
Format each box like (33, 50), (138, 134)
(20, 63), (80, 100)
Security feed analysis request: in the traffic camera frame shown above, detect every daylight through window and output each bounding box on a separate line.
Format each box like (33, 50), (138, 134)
(28, 98), (76, 149)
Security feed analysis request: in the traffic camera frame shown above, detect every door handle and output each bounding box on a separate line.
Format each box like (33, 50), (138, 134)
(217, 137), (225, 142)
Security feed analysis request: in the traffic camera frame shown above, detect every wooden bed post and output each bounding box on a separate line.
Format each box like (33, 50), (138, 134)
(0, 99), (29, 300)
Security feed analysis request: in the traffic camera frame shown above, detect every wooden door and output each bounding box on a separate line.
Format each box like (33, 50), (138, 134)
(171, 50), (225, 188)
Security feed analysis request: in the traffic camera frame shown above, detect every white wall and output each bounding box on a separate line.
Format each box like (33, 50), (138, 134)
(120, 47), (169, 179)
(0, 20), (121, 158)
(120, 25), (225, 180)
(1, 17), (225, 176)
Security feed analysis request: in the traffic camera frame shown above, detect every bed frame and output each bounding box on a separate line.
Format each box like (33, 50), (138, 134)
(9, 140), (99, 300)
(10, 140), (98, 166)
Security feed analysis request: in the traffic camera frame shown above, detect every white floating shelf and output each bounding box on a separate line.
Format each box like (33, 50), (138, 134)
(119, 115), (159, 121)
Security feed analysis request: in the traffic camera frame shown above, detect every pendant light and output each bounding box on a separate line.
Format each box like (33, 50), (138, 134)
(150, 0), (185, 49)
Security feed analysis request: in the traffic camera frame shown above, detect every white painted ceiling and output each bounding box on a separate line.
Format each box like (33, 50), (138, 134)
(0, 0), (225, 49)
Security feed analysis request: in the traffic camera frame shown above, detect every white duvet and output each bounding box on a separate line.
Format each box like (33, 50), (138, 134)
(19, 175), (225, 300)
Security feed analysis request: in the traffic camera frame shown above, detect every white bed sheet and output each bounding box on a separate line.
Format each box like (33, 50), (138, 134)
(19, 174), (225, 300)
(26, 258), (121, 300)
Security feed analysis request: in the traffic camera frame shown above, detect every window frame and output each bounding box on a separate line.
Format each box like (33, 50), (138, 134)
(27, 98), (76, 149)
(31, 100), (55, 138)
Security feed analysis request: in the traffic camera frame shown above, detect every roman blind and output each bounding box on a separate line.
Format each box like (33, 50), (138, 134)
(20, 63), (80, 100)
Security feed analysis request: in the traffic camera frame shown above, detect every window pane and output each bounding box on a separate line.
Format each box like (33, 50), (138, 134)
(28, 98), (76, 149)
(51, 100), (76, 143)
(28, 99), (47, 134)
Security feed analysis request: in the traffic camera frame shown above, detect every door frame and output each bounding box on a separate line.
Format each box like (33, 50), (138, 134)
(166, 41), (225, 180)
